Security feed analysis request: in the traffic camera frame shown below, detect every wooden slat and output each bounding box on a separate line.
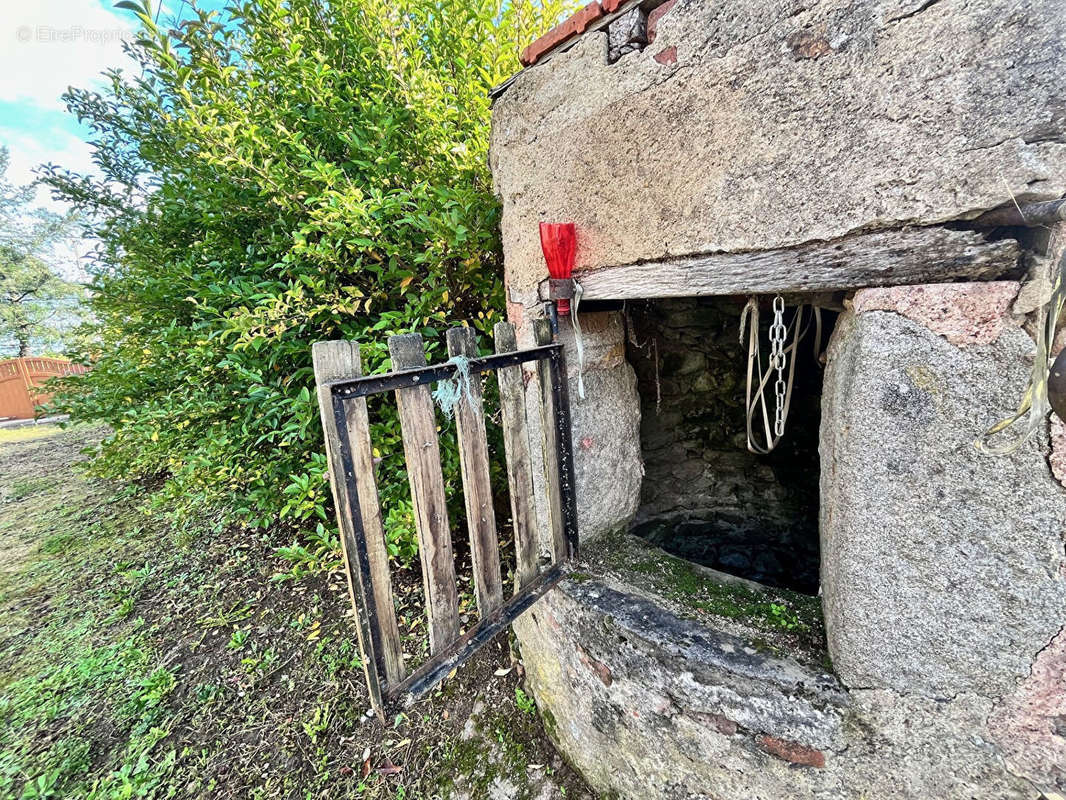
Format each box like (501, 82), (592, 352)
(388, 333), (461, 653)
(533, 319), (568, 563)
(574, 227), (1020, 301)
(445, 326), (505, 616)
(312, 341), (405, 715)
(393, 564), (566, 702)
(493, 321), (540, 591)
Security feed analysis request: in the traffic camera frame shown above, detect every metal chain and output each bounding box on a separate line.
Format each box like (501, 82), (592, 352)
(769, 296), (787, 436)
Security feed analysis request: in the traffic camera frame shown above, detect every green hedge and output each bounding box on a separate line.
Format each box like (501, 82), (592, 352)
(43, 0), (568, 560)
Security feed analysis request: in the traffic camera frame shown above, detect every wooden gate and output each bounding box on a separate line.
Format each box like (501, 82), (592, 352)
(312, 321), (577, 717)
(0, 357), (87, 420)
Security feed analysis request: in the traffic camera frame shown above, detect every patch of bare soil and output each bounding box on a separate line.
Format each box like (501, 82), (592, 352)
(0, 426), (593, 799)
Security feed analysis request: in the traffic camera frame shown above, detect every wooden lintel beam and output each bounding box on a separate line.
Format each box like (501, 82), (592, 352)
(573, 227), (1020, 301)
(973, 198), (1066, 228)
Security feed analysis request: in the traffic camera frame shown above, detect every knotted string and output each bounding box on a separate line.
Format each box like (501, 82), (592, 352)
(432, 354), (475, 418)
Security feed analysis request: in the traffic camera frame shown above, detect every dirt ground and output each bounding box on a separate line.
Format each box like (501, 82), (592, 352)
(0, 425), (592, 800)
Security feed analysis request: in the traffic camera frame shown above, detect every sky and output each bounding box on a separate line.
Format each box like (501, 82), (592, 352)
(0, 0), (226, 210)
(0, 0), (141, 211)
(0, 0), (227, 279)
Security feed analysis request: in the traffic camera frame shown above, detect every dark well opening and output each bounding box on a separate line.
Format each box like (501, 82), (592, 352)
(624, 297), (834, 595)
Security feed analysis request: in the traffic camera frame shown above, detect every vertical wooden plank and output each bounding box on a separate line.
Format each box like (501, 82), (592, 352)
(388, 333), (461, 653)
(16, 357), (32, 394)
(312, 342), (405, 689)
(493, 322), (540, 592)
(313, 342), (400, 718)
(533, 319), (568, 564)
(17, 358), (35, 417)
(445, 326), (504, 616)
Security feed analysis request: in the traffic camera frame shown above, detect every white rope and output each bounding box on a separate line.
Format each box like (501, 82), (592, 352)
(571, 280), (586, 400)
(432, 354), (475, 418)
(741, 298), (819, 454)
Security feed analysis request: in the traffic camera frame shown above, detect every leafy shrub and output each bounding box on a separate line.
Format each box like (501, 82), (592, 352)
(43, 0), (568, 556)
(384, 499), (420, 568)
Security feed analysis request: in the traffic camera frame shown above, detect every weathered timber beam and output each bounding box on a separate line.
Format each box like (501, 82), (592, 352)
(973, 198), (1066, 228)
(574, 227), (1020, 301)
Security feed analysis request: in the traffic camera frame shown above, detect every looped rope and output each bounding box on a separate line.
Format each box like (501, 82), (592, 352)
(741, 298), (821, 455)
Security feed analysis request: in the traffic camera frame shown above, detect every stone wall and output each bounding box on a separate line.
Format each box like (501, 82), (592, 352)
(515, 571), (1039, 800)
(525, 311), (644, 548)
(513, 282), (1066, 799)
(491, 0), (1066, 318)
(626, 297), (824, 526)
(820, 281), (1066, 699)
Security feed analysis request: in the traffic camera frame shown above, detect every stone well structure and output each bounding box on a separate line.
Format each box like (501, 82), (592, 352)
(488, 0), (1066, 797)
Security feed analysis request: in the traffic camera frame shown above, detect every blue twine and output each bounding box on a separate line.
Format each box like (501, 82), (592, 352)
(432, 355), (475, 418)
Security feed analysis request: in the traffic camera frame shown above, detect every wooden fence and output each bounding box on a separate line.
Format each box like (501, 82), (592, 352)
(0, 357), (87, 420)
(313, 320), (577, 717)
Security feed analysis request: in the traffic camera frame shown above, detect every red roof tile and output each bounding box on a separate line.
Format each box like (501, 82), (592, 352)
(646, 0), (677, 43)
(520, 2), (606, 67)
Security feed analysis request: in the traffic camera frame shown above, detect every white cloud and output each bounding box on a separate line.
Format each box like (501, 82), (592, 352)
(0, 0), (138, 112)
(0, 125), (97, 280)
(2, 125), (95, 185)
(1, 124), (96, 208)
(0, 1), (136, 262)
(0, 1), (175, 280)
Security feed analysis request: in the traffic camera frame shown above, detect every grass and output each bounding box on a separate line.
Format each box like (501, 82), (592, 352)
(0, 427), (587, 799)
(0, 425), (64, 445)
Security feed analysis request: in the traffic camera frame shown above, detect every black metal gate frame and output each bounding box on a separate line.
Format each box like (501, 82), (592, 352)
(324, 342), (579, 705)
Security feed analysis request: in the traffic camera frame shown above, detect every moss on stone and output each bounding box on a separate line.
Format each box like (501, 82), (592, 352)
(583, 531), (829, 663)
(426, 674), (601, 800)
(540, 707), (559, 741)
(434, 738), (492, 795)
(431, 706), (540, 798)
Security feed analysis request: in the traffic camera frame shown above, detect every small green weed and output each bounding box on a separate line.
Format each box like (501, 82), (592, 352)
(127, 666), (179, 717)
(227, 628), (250, 650)
(273, 523), (342, 581)
(240, 645), (278, 677)
(7, 477), (56, 501)
(314, 636), (363, 679)
(301, 702), (332, 744)
(768, 603), (802, 630)
(194, 683), (224, 705)
(197, 602), (253, 629)
(18, 769), (61, 799)
(514, 687), (536, 716)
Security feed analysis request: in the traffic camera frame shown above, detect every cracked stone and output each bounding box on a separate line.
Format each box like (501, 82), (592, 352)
(988, 626), (1066, 791)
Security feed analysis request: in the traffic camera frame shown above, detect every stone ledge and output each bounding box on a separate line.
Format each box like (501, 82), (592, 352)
(515, 562), (1042, 798)
(582, 529), (829, 663)
(555, 576), (849, 750)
